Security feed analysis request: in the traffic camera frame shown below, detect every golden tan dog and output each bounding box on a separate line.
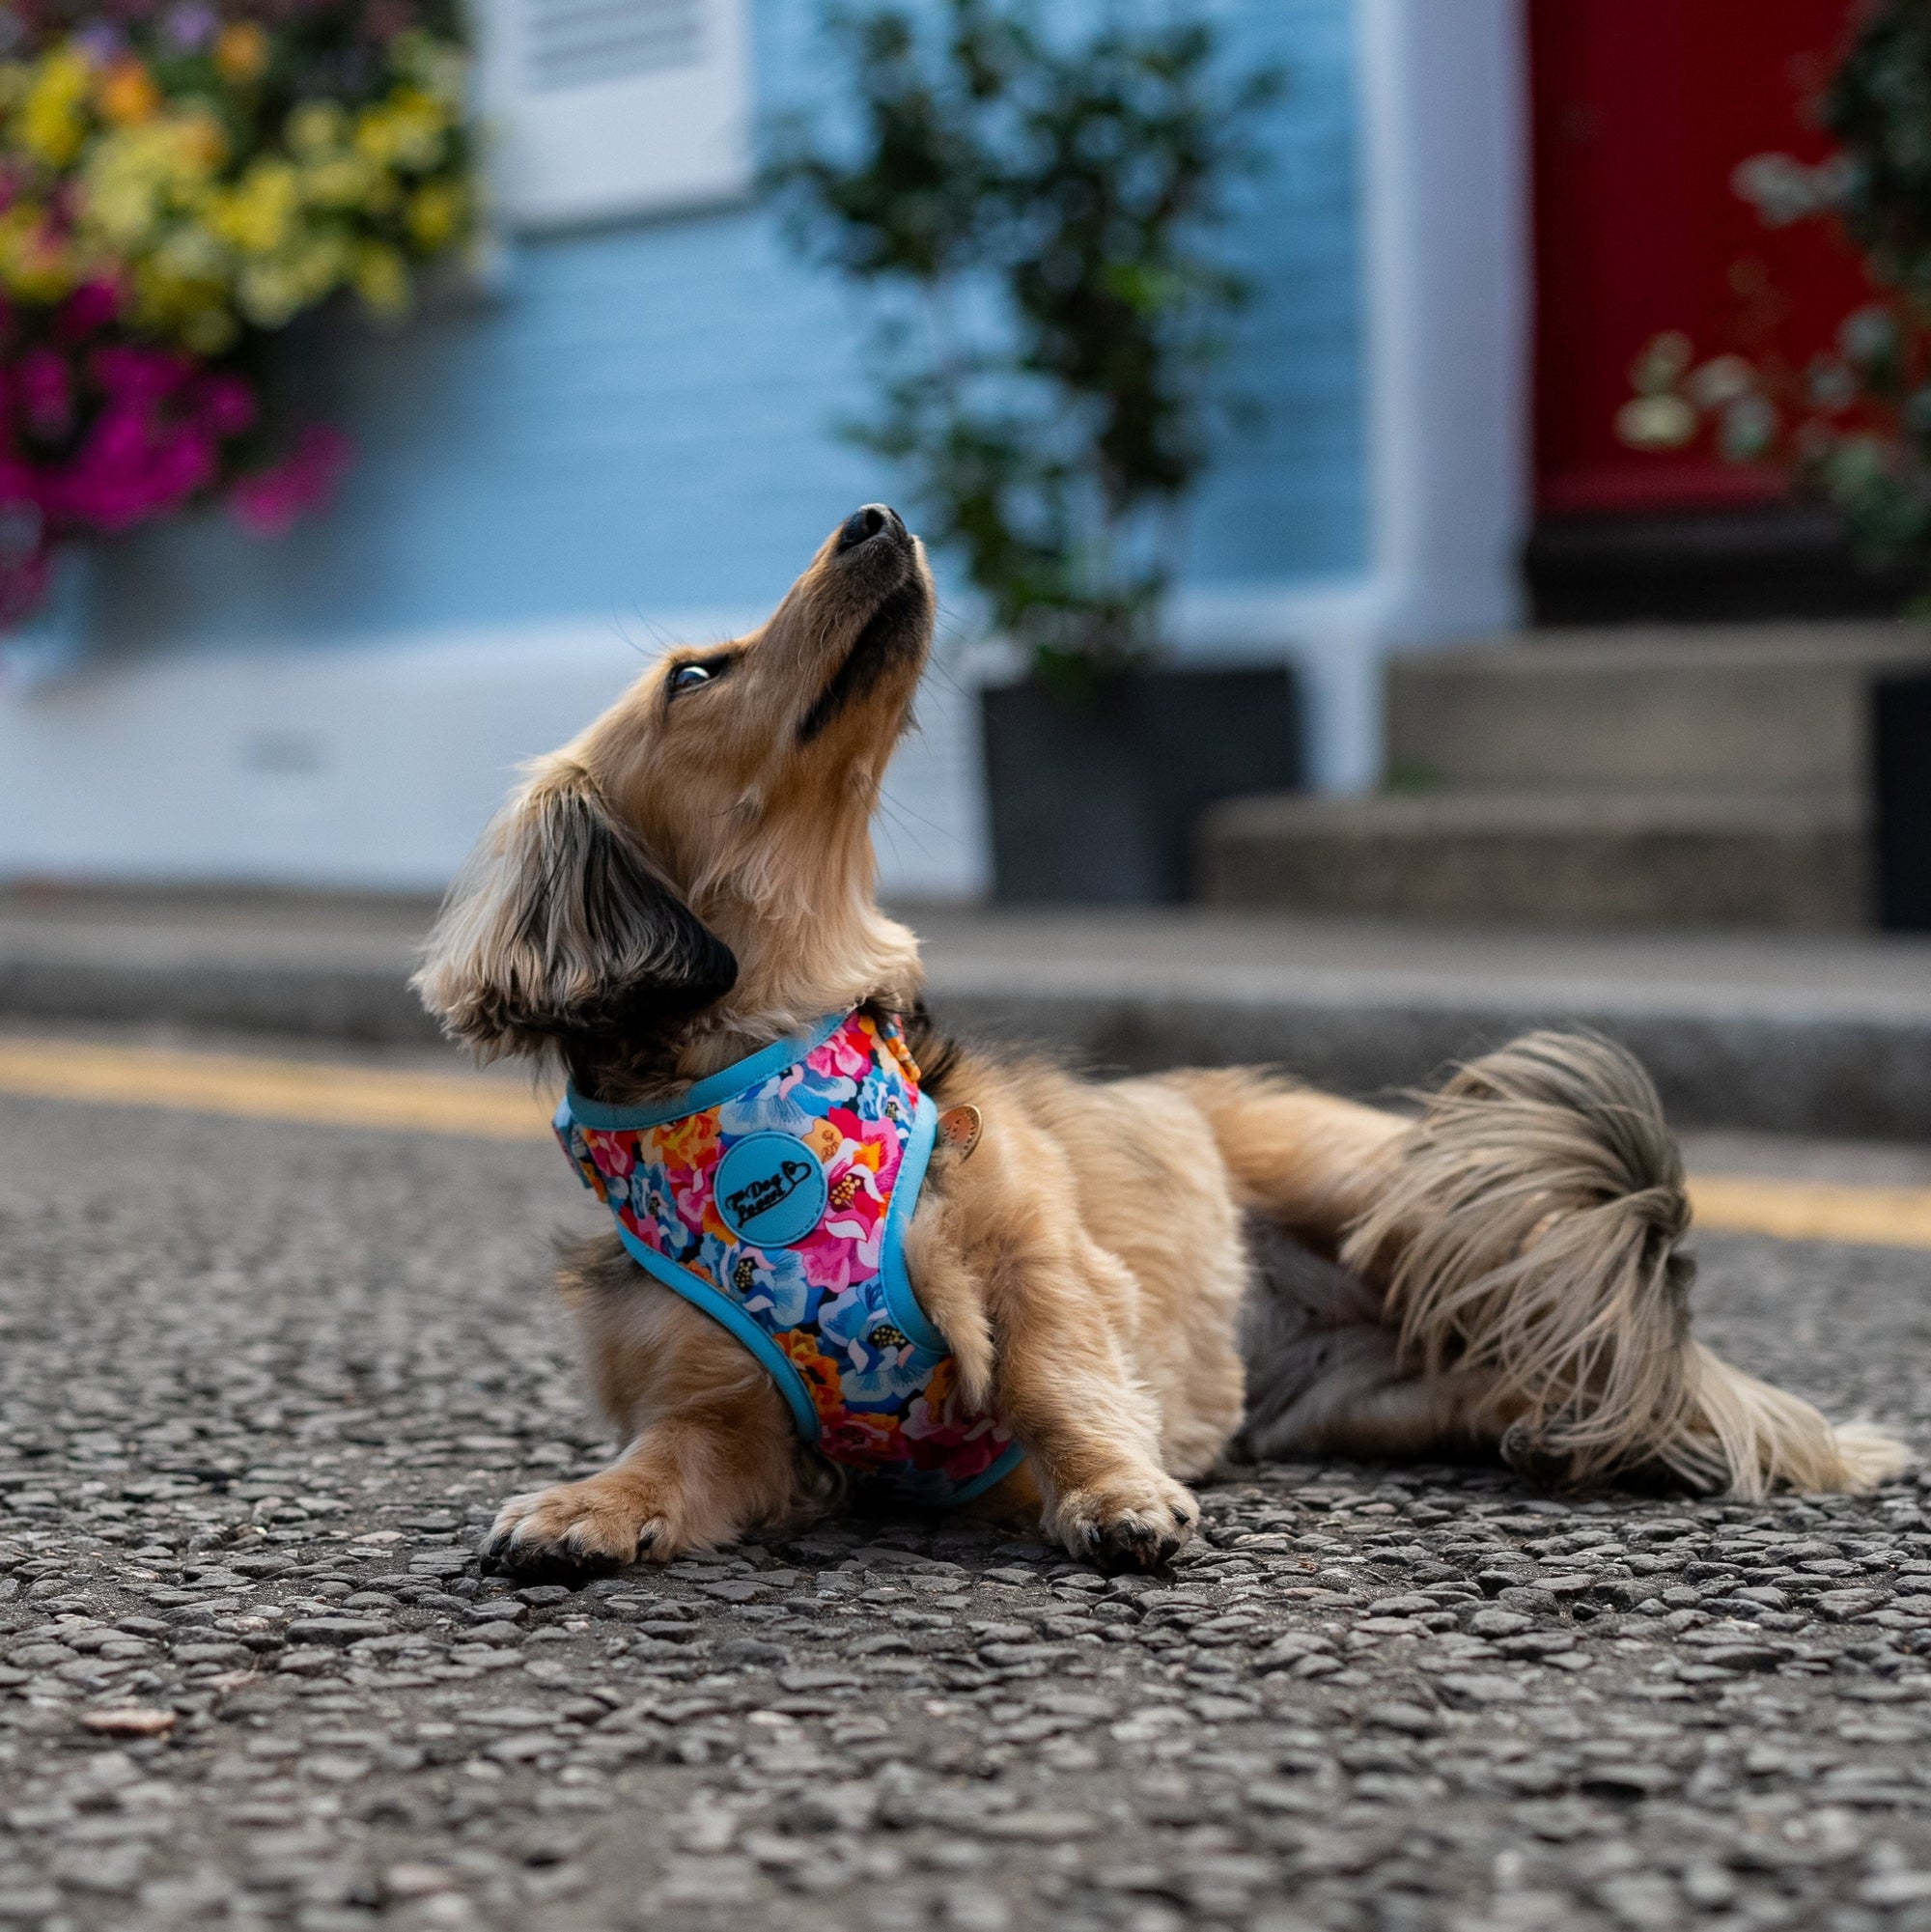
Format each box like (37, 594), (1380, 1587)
(415, 505), (1906, 1575)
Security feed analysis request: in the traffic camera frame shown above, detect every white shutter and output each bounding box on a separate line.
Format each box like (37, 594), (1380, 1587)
(479, 0), (752, 229)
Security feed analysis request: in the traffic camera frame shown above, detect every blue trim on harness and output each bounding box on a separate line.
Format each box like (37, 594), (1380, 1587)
(949, 1439), (1026, 1501)
(607, 1223), (824, 1443)
(878, 1092), (946, 1354)
(875, 1092), (1022, 1500)
(562, 1013), (846, 1132)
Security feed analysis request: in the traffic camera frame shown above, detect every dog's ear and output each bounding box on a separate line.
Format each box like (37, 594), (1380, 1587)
(414, 761), (738, 1059)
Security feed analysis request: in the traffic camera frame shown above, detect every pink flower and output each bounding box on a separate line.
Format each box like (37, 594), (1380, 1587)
(583, 1130), (635, 1180)
(194, 373), (255, 438)
(15, 348), (71, 438)
(795, 1225), (858, 1293)
(92, 344), (191, 407)
(815, 1026), (874, 1082)
(57, 283), (122, 342)
(228, 423), (353, 537)
(0, 557), (52, 630)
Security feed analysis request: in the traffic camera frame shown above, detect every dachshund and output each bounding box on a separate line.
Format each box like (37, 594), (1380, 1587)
(415, 505), (1906, 1575)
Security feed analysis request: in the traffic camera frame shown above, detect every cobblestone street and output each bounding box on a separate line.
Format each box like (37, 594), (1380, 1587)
(1, 1088), (1930, 1932)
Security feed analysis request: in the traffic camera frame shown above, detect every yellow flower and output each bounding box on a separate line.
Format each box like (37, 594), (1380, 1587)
(206, 157), (301, 255)
(407, 180), (465, 251)
(286, 231), (350, 304)
(178, 110), (228, 172)
(98, 59), (160, 127)
(355, 88), (448, 172)
(360, 246), (409, 311)
(19, 44), (94, 167)
(238, 259), (302, 327)
(361, 169), (402, 217)
(80, 116), (222, 251)
(214, 22), (270, 86)
(179, 304), (239, 355)
(152, 222), (226, 284)
(389, 28), (467, 108)
(286, 99), (348, 157)
(0, 203), (77, 303)
(127, 257), (230, 345)
(0, 19), (470, 351)
(300, 154), (376, 210)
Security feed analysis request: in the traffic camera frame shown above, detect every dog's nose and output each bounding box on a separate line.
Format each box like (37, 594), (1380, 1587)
(836, 504), (901, 552)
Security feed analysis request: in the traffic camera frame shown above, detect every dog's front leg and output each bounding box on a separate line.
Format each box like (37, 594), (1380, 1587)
(483, 1409), (775, 1577)
(480, 1241), (824, 1579)
(998, 1253), (1201, 1572)
(912, 1175), (1199, 1573)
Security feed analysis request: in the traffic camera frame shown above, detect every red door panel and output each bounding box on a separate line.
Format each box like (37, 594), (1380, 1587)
(1531, 0), (1873, 517)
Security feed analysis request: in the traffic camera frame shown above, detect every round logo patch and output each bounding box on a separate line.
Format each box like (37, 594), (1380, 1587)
(714, 1133), (828, 1248)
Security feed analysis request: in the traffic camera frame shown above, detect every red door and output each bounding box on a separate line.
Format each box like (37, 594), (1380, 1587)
(1530, 0), (1874, 517)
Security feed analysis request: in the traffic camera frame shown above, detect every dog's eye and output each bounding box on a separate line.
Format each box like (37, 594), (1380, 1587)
(670, 663), (714, 694)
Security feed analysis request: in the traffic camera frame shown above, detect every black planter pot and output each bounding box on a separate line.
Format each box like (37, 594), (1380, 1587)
(979, 664), (1301, 903)
(1875, 667), (1931, 930)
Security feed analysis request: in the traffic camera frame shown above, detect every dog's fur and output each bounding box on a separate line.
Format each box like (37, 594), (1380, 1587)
(415, 506), (1908, 1575)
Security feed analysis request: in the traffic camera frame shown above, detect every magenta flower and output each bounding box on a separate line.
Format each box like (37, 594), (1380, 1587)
(228, 423), (354, 537)
(1, 235), (355, 630)
(15, 348), (72, 438)
(57, 284), (121, 343)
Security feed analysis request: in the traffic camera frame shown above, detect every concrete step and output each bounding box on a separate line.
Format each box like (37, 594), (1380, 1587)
(9, 890), (1931, 1136)
(1198, 790), (1868, 930)
(1386, 623), (1931, 795)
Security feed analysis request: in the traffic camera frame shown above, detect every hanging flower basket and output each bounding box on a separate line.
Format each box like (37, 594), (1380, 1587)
(0, 0), (476, 630)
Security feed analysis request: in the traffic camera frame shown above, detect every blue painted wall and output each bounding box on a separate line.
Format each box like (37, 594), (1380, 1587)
(95, 0), (1365, 653)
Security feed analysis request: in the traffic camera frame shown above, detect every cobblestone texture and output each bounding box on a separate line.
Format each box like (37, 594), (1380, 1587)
(0, 1093), (1929, 1931)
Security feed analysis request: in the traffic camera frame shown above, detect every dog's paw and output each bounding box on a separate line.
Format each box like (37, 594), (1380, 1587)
(477, 1476), (674, 1582)
(1045, 1467), (1198, 1574)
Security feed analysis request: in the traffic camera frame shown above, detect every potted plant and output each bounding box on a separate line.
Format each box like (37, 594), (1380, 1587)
(770, 0), (1294, 901)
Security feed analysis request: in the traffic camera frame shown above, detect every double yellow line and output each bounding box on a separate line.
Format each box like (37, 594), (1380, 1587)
(0, 1035), (1926, 1250)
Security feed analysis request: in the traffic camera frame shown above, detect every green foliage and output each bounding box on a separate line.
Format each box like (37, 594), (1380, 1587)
(769, 0), (1280, 685)
(1621, 0), (1931, 589)
(1827, 0), (1931, 297)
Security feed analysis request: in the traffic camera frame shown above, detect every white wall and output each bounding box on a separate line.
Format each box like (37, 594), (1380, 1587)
(0, 619), (990, 898)
(1335, 0), (1531, 785)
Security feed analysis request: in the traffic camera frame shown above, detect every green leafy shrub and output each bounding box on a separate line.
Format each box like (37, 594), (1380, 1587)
(770, 0), (1280, 687)
(1621, 0), (1931, 593)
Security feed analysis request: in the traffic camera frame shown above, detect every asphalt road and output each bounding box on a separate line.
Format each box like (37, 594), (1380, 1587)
(1, 1089), (1930, 1932)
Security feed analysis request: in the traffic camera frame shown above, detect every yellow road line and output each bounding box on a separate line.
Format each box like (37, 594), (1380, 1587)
(1, 1035), (1929, 1248)
(1686, 1175), (1931, 1253)
(0, 1037), (555, 1142)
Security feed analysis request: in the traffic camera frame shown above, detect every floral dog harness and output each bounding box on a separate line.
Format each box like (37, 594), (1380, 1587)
(554, 1010), (1023, 1505)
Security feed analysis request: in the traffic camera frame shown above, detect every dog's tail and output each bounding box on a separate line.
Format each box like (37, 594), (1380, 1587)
(1339, 1031), (1907, 1498)
(1679, 1345), (1908, 1498)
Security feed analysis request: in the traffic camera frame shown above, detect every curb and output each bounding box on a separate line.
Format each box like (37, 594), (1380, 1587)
(930, 985), (1931, 1139)
(0, 951), (441, 1048)
(1, 940), (1928, 1138)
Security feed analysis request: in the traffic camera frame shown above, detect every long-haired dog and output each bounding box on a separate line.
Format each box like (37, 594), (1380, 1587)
(415, 506), (1907, 1574)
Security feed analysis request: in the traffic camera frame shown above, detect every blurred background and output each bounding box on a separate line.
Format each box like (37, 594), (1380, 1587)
(6, 0), (1931, 1148)
(2, 0), (1921, 918)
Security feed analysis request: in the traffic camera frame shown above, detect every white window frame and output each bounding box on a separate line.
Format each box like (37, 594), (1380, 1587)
(475, 0), (754, 231)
